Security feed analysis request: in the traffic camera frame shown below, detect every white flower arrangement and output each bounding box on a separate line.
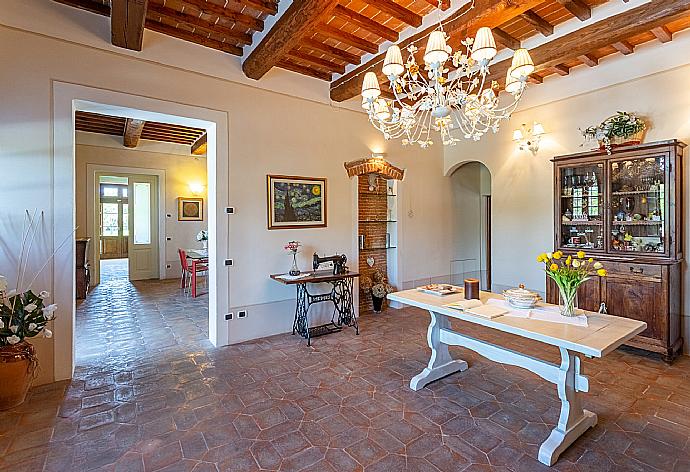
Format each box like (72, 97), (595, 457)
(196, 230), (208, 242)
(0, 210), (68, 347)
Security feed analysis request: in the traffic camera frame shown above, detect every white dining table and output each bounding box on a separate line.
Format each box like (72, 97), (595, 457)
(387, 289), (647, 466)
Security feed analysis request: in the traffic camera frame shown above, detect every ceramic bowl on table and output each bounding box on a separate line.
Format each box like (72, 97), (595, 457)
(503, 284), (541, 309)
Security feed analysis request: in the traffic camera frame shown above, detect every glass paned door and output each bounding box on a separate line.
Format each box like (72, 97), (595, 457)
(559, 163), (605, 250)
(609, 155), (667, 254)
(127, 175), (159, 280)
(99, 184), (129, 259)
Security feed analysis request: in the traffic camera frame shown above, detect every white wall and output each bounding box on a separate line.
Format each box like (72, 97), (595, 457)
(0, 23), (451, 382)
(444, 63), (690, 352)
(75, 140), (208, 280)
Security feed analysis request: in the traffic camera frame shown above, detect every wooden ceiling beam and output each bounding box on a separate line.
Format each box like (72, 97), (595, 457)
(330, 0), (544, 102)
(552, 64), (570, 76)
(147, 4), (252, 45)
(191, 133), (208, 155)
(174, 0), (264, 31)
(520, 10), (553, 36)
(422, 0), (450, 10)
(288, 50), (346, 74)
(145, 19), (243, 55)
(486, 0), (690, 84)
(333, 5), (399, 42)
(527, 74), (543, 84)
(361, 0), (422, 27)
(651, 25), (673, 43)
(492, 27), (521, 50)
(578, 53), (598, 67)
(278, 58), (332, 81)
(226, 0), (277, 16)
(111, 0), (149, 51)
(556, 0), (591, 21)
(612, 40), (634, 55)
(301, 37), (362, 65)
(317, 24), (379, 54)
(242, 0), (339, 80)
(77, 125), (124, 134)
(123, 119), (146, 148)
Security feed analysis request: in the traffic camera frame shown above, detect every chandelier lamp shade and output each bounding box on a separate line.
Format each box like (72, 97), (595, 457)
(361, 2), (536, 148)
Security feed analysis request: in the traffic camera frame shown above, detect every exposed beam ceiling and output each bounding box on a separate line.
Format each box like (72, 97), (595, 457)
(111, 0), (149, 51)
(520, 9), (554, 36)
(191, 133), (207, 155)
(612, 40), (635, 55)
(333, 5), (399, 43)
(243, 0), (340, 80)
(486, 0), (690, 84)
(578, 53), (598, 67)
(651, 25), (673, 43)
(556, 0), (591, 21)
(317, 24), (379, 54)
(173, 0), (264, 32)
(147, 4), (252, 46)
(492, 27), (521, 50)
(123, 118), (146, 147)
(330, 0), (544, 102)
(361, 0), (422, 27)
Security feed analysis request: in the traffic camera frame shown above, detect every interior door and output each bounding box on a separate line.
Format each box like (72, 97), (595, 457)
(128, 175), (159, 280)
(99, 184), (129, 259)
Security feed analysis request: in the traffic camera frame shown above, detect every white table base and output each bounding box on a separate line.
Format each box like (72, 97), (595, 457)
(411, 310), (597, 467)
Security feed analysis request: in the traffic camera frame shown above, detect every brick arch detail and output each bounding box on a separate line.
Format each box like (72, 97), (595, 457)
(344, 158), (405, 180)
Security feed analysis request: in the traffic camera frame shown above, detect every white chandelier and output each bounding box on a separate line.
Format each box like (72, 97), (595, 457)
(361, 1), (536, 148)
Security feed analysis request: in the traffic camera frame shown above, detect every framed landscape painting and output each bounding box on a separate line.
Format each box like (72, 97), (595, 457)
(267, 175), (327, 229)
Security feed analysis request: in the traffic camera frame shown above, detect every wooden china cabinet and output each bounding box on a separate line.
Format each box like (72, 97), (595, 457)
(547, 140), (685, 361)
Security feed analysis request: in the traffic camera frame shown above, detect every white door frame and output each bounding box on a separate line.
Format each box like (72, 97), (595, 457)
(53, 81), (230, 381)
(87, 167), (166, 286)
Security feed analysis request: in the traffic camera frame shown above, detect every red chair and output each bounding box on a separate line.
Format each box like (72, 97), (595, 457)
(178, 249), (208, 297)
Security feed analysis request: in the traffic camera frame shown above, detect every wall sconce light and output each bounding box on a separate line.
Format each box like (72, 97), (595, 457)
(368, 153), (387, 190)
(189, 183), (205, 195)
(513, 122), (545, 155)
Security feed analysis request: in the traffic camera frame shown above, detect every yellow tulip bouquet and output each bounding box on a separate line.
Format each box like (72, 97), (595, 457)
(537, 251), (607, 317)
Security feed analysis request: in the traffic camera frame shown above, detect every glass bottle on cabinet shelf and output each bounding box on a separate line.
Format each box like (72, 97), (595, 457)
(560, 163), (604, 250)
(610, 156), (666, 254)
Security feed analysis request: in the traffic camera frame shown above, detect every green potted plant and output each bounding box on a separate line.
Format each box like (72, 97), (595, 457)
(361, 270), (394, 313)
(581, 111), (646, 154)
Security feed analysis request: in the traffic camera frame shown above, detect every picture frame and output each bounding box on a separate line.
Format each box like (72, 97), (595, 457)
(178, 197), (204, 221)
(267, 175), (327, 230)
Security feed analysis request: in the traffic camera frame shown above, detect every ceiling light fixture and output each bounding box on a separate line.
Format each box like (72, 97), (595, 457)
(361, 0), (536, 148)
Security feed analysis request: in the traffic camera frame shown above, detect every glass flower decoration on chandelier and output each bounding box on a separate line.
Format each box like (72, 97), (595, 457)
(361, 2), (535, 148)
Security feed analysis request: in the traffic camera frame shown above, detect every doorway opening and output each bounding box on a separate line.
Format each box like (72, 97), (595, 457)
(449, 162), (492, 291)
(71, 103), (212, 368)
(99, 176), (129, 282)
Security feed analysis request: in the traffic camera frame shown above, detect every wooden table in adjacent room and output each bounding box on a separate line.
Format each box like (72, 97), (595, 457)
(387, 289), (647, 467)
(270, 270), (359, 346)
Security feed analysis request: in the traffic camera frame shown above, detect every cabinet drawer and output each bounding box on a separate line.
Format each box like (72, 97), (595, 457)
(606, 262), (662, 279)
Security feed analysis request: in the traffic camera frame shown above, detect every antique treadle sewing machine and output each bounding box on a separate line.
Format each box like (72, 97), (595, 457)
(270, 253), (359, 345)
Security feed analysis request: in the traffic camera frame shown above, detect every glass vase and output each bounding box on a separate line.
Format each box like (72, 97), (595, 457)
(558, 286), (579, 317)
(289, 252), (300, 276)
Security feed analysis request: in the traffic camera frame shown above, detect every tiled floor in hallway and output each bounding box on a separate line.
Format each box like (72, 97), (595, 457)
(1, 278), (690, 472)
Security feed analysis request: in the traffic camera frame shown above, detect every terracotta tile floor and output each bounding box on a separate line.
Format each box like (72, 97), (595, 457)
(1, 278), (690, 472)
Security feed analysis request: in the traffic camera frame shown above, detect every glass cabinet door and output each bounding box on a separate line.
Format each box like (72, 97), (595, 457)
(559, 163), (605, 250)
(609, 155), (667, 254)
